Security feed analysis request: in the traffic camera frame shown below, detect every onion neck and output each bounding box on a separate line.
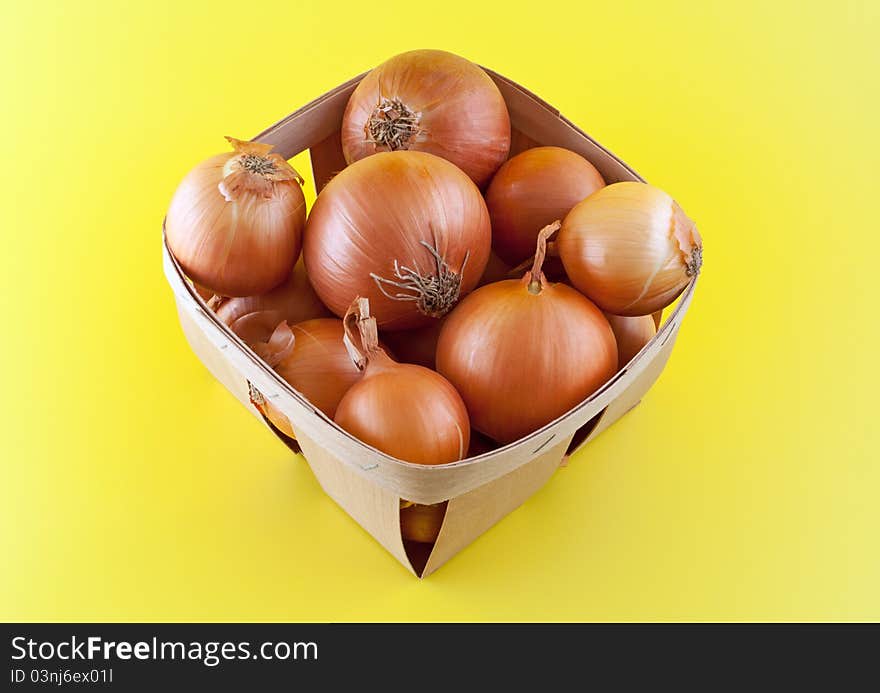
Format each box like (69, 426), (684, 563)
(366, 97), (421, 150)
(219, 136), (304, 200)
(343, 297), (391, 370)
(525, 220), (562, 295)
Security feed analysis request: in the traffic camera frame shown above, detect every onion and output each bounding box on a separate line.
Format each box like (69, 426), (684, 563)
(166, 137), (306, 297)
(334, 298), (470, 464)
(214, 261), (330, 348)
(400, 501), (446, 544)
(467, 430), (501, 457)
(436, 222), (617, 444)
(303, 151), (491, 330)
(557, 182), (702, 316)
(253, 319), (366, 421)
(380, 317), (445, 370)
(478, 250), (513, 287)
(485, 146), (605, 265)
(341, 49), (510, 187)
(604, 313), (657, 368)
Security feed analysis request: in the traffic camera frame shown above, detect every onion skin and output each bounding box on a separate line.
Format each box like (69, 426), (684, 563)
(558, 182), (702, 316)
(436, 273), (618, 445)
(166, 138), (306, 297)
(486, 146), (605, 265)
(400, 502), (447, 544)
(304, 151), (491, 330)
(341, 49), (510, 187)
(264, 401), (296, 439)
(478, 250), (513, 287)
(467, 430), (500, 457)
(334, 299), (470, 465)
(335, 353), (470, 464)
(380, 318), (445, 370)
(268, 319), (365, 420)
(605, 313), (657, 368)
(215, 261), (331, 348)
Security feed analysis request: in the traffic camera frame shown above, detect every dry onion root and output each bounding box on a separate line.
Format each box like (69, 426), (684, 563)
(341, 49), (511, 187)
(557, 182), (702, 316)
(166, 137), (306, 297)
(437, 222), (618, 444)
(304, 151), (491, 330)
(334, 298), (470, 465)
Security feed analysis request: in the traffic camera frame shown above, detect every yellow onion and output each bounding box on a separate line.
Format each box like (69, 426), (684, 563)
(380, 317), (445, 370)
(400, 501), (447, 544)
(341, 49), (510, 187)
(436, 223), (618, 444)
(334, 298), (470, 464)
(485, 146), (605, 265)
(214, 261), (330, 348)
(604, 313), (657, 368)
(557, 182), (702, 316)
(304, 151), (491, 330)
(478, 250), (513, 287)
(166, 137), (306, 297)
(253, 319), (366, 422)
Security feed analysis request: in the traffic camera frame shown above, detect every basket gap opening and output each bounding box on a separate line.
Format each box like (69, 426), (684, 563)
(256, 407), (302, 454)
(401, 501), (449, 577)
(565, 406), (609, 458)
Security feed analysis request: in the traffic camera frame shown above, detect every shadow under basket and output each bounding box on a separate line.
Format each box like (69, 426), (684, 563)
(162, 67), (698, 577)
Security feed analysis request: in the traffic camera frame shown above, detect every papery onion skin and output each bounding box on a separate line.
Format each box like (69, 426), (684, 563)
(270, 319), (366, 420)
(304, 151), (491, 330)
(436, 266), (618, 445)
(166, 138), (306, 297)
(478, 250), (512, 287)
(264, 401), (297, 439)
(380, 317), (445, 370)
(215, 260), (330, 347)
(341, 49), (511, 187)
(400, 501), (447, 543)
(335, 356), (470, 464)
(558, 182), (702, 316)
(605, 313), (657, 368)
(467, 430), (501, 457)
(486, 146), (605, 265)
(334, 299), (470, 465)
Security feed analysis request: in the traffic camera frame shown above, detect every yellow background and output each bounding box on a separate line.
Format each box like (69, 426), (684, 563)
(2, 0), (878, 621)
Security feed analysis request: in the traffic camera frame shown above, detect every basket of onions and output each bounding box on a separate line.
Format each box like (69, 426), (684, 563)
(162, 49), (701, 577)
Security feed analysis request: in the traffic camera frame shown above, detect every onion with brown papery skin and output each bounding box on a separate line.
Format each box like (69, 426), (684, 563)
(304, 151), (491, 330)
(467, 430), (501, 457)
(400, 501), (447, 544)
(215, 261), (331, 348)
(436, 222), (618, 445)
(557, 182), (702, 316)
(486, 146), (605, 266)
(605, 313), (657, 368)
(478, 250), (513, 287)
(253, 319), (366, 421)
(341, 49), (510, 187)
(166, 137), (306, 297)
(380, 317), (446, 370)
(334, 298), (470, 465)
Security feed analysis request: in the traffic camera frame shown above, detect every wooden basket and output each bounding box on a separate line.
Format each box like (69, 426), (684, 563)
(162, 68), (698, 577)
